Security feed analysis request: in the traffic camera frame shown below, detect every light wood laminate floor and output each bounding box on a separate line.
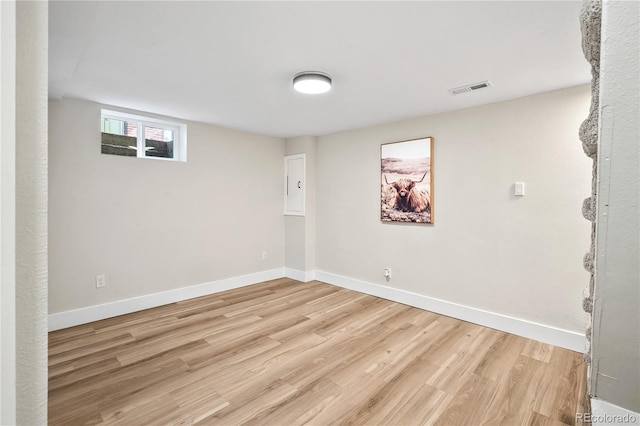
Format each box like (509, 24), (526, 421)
(49, 278), (589, 425)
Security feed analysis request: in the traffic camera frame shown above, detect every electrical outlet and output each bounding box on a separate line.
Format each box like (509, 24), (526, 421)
(96, 274), (106, 288)
(384, 267), (392, 280)
(261, 251), (267, 261)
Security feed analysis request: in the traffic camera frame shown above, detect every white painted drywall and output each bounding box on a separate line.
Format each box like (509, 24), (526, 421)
(591, 0), (640, 413)
(285, 215), (306, 272)
(285, 136), (316, 277)
(316, 85), (592, 333)
(15, 1), (48, 423)
(48, 98), (285, 314)
(0, 1), (17, 422)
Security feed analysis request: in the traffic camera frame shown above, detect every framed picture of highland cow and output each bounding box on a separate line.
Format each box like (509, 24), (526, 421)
(381, 137), (434, 224)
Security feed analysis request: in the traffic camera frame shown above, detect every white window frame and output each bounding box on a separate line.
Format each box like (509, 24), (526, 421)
(101, 109), (187, 162)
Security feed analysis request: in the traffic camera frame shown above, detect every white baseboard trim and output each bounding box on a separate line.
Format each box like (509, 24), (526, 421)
(285, 268), (316, 283)
(315, 270), (586, 353)
(49, 267), (588, 353)
(590, 399), (640, 425)
(48, 268), (286, 331)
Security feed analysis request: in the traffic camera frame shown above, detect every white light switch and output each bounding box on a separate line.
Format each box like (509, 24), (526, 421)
(514, 182), (525, 196)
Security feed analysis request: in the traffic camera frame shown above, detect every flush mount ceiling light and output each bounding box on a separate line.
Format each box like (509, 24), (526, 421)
(293, 71), (332, 94)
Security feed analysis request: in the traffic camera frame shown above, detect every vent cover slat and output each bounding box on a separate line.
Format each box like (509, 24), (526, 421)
(470, 83), (488, 90)
(449, 80), (492, 95)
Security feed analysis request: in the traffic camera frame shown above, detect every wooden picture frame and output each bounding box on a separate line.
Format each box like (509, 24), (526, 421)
(381, 137), (434, 224)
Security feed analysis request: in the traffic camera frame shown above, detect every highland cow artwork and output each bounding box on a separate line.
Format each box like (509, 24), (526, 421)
(381, 137), (434, 223)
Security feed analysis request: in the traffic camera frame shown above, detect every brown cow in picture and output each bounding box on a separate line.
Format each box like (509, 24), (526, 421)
(384, 172), (430, 213)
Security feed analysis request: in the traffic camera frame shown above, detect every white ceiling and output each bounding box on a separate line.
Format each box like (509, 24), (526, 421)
(49, 1), (590, 138)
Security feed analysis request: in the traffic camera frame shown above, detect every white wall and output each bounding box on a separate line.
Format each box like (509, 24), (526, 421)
(591, 0), (640, 413)
(49, 98), (285, 314)
(316, 85), (591, 334)
(15, 1), (48, 424)
(2, 3), (49, 422)
(0, 1), (17, 422)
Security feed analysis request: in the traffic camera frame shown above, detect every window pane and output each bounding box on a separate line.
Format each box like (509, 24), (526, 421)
(101, 118), (138, 157)
(144, 126), (174, 158)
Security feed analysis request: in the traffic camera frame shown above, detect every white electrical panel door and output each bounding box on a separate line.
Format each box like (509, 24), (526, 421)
(284, 154), (305, 216)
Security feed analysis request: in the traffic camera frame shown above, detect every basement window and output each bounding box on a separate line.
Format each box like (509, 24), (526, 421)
(100, 109), (187, 162)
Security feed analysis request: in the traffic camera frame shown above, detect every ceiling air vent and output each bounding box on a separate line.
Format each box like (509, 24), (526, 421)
(449, 80), (492, 95)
